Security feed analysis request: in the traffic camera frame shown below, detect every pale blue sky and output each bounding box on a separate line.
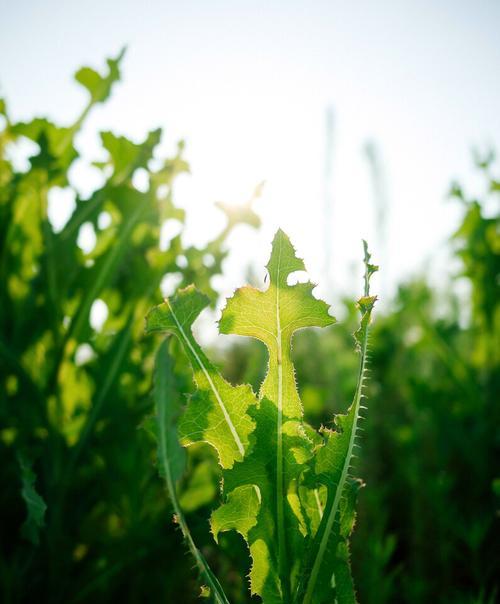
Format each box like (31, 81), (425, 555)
(1, 0), (500, 311)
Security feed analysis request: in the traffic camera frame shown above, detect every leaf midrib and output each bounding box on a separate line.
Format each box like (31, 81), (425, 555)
(166, 298), (245, 458)
(275, 237), (289, 601)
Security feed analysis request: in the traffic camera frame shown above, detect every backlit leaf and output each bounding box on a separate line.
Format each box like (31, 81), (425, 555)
(146, 285), (257, 468)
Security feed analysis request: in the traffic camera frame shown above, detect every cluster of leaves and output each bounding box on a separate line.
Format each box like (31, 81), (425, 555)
(226, 157), (499, 604)
(2, 49), (498, 604)
(0, 52), (260, 602)
(146, 231), (377, 603)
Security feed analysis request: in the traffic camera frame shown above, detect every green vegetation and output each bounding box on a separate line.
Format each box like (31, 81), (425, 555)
(0, 52), (260, 602)
(1, 54), (498, 604)
(146, 232), (376, 603)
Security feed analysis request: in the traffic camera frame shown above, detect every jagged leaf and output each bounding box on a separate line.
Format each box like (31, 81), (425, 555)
(220, 229), (334, 418)
(146, 231), (377, 604)
(99, 129), (162, 185)
(215, 230), (335, 601)
(75, 48), (125, 104)
(211, 484), (261, 542)
(297, 242), (377, 604)
(146, 285), (257, 468)
(216, 399), (320, 602)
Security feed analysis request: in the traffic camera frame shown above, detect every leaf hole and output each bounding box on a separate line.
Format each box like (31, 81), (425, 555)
(287, 271), (309, 286)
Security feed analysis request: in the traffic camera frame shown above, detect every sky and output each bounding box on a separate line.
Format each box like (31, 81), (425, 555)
(1, 0), (500, 316)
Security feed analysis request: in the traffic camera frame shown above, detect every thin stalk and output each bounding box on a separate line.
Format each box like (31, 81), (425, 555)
(155, 341), (230, 604)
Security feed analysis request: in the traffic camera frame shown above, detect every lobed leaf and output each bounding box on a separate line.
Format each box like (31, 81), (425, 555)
(220, 229), (334, 418)
(75, 48), (126, 104)
(215, 230), (335, 601)
(146, 285), (257, 468)
(147, 230), (376, 604)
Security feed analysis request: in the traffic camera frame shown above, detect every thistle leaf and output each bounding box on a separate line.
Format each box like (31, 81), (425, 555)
(220, 229), (335, 419)
(146, 285), (257, 468)
(213, 399), (311, 602)
(297, 242), (377, 604)
(146, 232), (377, 604)
(214, 230), (335, 601)
(211, 484), (261, 543)
(331, 478), (363, 604)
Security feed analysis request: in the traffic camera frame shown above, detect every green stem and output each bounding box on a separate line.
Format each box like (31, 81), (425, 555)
(275, 277), (290, 602)
(302, 335), (368, 604)
(155, 341), (230, 604)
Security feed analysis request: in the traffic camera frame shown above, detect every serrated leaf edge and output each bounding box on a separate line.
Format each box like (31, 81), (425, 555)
(301, 242), (377, 604)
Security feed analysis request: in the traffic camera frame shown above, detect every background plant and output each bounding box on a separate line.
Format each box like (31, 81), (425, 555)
(0, 52), (260, 603)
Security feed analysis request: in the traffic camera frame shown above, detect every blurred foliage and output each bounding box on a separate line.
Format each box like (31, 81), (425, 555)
(1, 51), (499, 604)
(0, 52), (259, 603)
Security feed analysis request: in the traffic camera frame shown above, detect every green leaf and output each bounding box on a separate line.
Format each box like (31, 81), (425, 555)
(297, 242), (377, 604)
(75, 48), (125, 104)
(153, 340), (186, 482)
(11, 118), (78, 182)
(99, 129), (162, 185)
(215, 230), (335, 601)
(331, 478), (363, 604)
(153, 339), (230, 604)
(220, 229), (334, 418)
(213, 398), (315, 602)
(146, 285), (257, 468)
(18, 454), (47, 546)
(146, 232), (376, 604)
(211, 484), (260, 542)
